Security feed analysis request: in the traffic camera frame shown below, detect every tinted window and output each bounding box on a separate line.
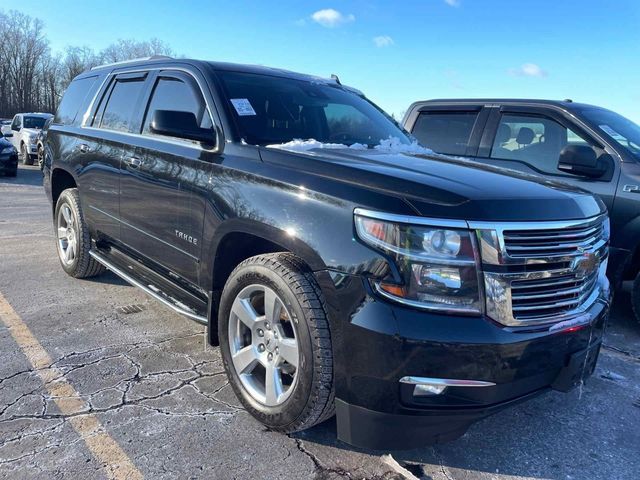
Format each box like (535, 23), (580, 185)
(217, 71), (410, 147)
(490, 114), (595, 173)
(142, 76), (212, 137)
(23, 116), (48, 129)
(99, 78), (146, 132)
(54, 76), (99, 125)
(411, 112), (477, 155)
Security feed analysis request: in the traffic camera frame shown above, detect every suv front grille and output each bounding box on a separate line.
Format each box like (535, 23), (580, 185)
(510, 270), (599, 321)
(503, 223), (604, 258)
(474, 215), (609, 327)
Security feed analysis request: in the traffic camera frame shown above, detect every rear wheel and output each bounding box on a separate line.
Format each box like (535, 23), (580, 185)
(219, 253), (334, 433)
(6, 167), (17, 177)
(54, 188), (105, 278)
(632, 273), (640, 324)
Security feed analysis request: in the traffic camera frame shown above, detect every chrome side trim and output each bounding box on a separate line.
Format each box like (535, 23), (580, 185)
(399, 376), (496, 387)
(89, 250), (207, 325)
(354, 207), (468, 229)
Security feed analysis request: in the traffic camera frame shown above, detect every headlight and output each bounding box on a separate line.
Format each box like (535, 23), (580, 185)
(354, 209), (482, 313)
(0, 146), (15, 154)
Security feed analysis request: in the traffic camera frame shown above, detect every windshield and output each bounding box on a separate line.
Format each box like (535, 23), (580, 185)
(217, 71), (411, 147)
(23, 116), (48, 129)
(580, 107), (640, 161)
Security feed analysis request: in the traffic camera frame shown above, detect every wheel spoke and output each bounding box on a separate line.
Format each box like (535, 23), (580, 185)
(232, 345), (259, 374)
(265, 363), (283, 406)
(231, 297), (258, 328)
(263, 288), (281, 324)
(278, 338), (299, 368)
(64, 244), (72, 262)
(57, 227), (67, 239)
(62, 206), (72, 226)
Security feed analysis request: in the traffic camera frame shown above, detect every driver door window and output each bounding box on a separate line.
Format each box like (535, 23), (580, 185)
(490, 114), (595, 174)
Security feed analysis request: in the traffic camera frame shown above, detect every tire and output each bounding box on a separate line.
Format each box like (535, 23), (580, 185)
(37, 145), (44, 170)
(54, 188), (105, 278)
(6, 168), (17, 177)
(21, 143), (33, 165)
(219, 252), (334, 433)
(632, 273), (640, 324)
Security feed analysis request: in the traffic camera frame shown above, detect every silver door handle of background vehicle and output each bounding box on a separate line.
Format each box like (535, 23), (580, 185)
(623, 184), (640, 193)
(77, 143), (90, 153)
(124, 157), (142, 169)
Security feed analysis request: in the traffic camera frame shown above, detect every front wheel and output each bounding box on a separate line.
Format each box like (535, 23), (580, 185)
(632, 273), (640, 324)
(21, 143), (33, 165)
(54, 188), (105, 278)
(219, 253), (334, 433)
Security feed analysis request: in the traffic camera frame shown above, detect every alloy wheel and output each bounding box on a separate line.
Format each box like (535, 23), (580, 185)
(228, 284), (300, 407)
(57, 204), (78, 265)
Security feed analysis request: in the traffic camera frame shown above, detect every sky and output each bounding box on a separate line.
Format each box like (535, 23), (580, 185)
(3, 0), (640, 121)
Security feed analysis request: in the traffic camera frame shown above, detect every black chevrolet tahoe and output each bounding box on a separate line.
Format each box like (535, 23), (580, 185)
(403, 99), (640, 323)
(44, 58), (610, 450)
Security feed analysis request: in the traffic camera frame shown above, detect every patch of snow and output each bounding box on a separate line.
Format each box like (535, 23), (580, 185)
(266, 139), (357, 152)
(265, 137), (435, 155)
(374, 136), (434, 155)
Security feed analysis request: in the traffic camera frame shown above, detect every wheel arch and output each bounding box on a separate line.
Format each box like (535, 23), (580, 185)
(206, 219), (326, 294)
(50, 167), (78, 213)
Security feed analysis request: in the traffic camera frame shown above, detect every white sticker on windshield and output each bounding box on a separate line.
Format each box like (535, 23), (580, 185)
(230, 98), (257, 116)
(599, 124), (620, 137)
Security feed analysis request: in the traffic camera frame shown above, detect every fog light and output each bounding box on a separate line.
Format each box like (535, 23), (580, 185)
(413, 384), (447, 396)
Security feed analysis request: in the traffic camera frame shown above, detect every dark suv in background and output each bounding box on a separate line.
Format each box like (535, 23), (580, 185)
(403, 99), (640, 322)
(44, 59), (610, 449)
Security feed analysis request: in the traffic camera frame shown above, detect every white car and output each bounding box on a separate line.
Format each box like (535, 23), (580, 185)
(8, 113), (53, 165)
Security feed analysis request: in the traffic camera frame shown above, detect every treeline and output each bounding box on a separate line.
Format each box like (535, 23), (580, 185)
(0, 9), (174, 118)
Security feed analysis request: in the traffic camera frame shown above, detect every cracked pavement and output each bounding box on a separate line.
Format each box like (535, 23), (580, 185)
(1, 166), (639, 480)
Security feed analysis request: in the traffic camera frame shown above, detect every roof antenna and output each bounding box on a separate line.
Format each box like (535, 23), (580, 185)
(331, 74), (341, 85)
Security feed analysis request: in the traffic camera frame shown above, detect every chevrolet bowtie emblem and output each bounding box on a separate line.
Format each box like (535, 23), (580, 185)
(572, 251), (598, 278)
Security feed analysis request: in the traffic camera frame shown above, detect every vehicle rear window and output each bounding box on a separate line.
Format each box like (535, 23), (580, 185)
(54, 76), (99, 126)
(411, 111), (477, 156)
(97, 77), (146, 132)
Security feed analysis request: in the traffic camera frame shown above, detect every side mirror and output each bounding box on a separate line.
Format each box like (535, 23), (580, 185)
(11, 125), (20, 132)
(3, 132), (13, 138)
(557, 145), (607, 178)
(150, 110), (216, 146)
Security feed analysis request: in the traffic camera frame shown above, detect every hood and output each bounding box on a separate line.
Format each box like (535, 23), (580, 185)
(259, 147), (605, 222)
(21, 128), (41, 136)
(0, 137), (11, 148)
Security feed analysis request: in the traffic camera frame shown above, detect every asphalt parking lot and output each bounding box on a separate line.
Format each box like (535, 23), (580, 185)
(1, 165), (639, 480)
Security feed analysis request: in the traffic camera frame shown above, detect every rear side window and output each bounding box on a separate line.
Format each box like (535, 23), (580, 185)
(54, 76), (99, 126)
(97, 77), (146, 132)
(411, 111), (478, 155)
(142, 76), (212, 137)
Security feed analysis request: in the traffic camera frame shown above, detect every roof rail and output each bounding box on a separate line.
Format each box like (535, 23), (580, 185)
(91, 55), (173, 71)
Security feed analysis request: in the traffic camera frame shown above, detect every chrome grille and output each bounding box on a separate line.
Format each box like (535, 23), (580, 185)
(472, 214), (610, 327)
(510, 270), (599, 321)
(503, 222), (604, 258)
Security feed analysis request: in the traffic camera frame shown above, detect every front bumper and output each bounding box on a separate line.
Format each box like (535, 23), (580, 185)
(316, 271), (609, 450)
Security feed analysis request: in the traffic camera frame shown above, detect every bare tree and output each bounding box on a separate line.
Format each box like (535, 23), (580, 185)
(0, 8), (176, 118)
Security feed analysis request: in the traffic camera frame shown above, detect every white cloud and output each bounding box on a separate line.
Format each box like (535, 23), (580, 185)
(509, 63), (548, 78)
(311, 8), (355, 28)
(444, 0), (460, 7)
(373, 35), (394, 47)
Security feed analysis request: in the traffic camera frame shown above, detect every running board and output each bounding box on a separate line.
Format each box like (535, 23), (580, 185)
(89, 250), (207, 325)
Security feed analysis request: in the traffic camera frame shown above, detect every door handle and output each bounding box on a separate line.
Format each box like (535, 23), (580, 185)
(77, 143), (90, 153)
(124, 156), (142, 169)
(623, 184), (640, 193)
